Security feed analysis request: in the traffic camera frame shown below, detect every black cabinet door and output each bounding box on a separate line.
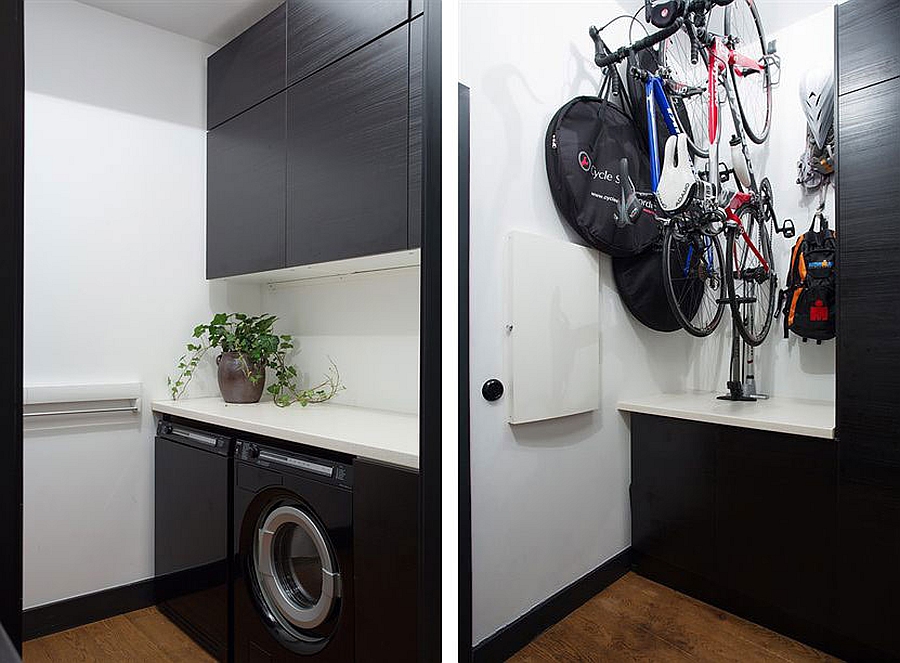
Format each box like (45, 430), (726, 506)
(207, 92), (286, 279)
(837, 77), (900, 465)
(286, 26), (409, 266)
(207, 4), (286, 129)
(837, 0), (900, 96)
(631, 415), (716, 580)
(408, 16), (423, 249)
(715, 428), (836, 630)
(353, 459), (418, 663)
(836, 461), (900, 659)
(286, 0), (408, 86)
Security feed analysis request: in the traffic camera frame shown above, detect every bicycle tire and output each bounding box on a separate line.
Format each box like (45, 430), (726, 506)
(725, 204), (777, 346)
(724, 0), (772, 144)
(659, 24), (710, 158)
(662, 223), (726, 337)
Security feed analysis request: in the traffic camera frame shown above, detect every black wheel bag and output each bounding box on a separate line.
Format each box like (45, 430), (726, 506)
(613, 236), (702, 333)
(545, 96), (660, 257)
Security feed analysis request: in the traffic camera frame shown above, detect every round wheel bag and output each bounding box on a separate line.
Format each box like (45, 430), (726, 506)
(613, 240), (702, 332)
(545, 96), (660, 257)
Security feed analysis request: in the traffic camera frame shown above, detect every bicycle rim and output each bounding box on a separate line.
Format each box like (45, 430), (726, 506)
(659, 25), (710, 158)
(662, 224), (725, 337)
(725, 0), (772, 144)
(726, 205), (776, 346)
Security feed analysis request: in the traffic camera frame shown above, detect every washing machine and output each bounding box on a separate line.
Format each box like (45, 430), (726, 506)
(233, 439), (354, 662)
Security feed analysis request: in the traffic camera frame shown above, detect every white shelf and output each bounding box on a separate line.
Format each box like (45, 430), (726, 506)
(617, 392), (835, 440)
(211, 249), (421, 286)
(152, 397), (419, 469)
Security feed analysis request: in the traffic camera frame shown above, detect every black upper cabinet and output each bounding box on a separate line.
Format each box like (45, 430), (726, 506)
(207, 4), (286, 130)
(286, 0), (408, 87)
(836, 0), (899, 96)
(837, 76), (900, 465)
(207, 93), (286, 279)
(408, 16), (423, 249)
(286, 27), (409, 266)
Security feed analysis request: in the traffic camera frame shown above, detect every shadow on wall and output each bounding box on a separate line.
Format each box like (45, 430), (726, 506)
(24, 0), (211, 128)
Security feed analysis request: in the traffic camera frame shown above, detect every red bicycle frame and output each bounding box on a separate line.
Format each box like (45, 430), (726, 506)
(707, 37), (768, 272)
(725, 190), (769, 271)
(706, 37), (764, 148)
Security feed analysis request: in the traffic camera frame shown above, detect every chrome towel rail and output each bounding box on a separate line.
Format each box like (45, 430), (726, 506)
(23, 405), (140, 418)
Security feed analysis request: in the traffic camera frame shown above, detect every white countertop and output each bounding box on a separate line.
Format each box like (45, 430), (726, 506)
(152, 397), (419, 469)
(617, 392), (835, 439)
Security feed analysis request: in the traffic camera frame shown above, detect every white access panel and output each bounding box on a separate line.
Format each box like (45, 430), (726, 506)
(506, 231), (600, 424)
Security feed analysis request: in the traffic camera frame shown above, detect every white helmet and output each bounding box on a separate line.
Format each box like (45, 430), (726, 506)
(799, 68), (835, 150)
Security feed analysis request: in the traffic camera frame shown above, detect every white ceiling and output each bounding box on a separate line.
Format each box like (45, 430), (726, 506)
(71, 0), (282, 47)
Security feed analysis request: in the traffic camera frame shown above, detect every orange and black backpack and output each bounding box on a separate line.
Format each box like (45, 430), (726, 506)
(780, 213), (836, 343)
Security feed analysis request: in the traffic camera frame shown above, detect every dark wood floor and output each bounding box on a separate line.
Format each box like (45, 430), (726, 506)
(23, 606), (214, 662)
(509, 573), (842, 662)
(23, 574), (841, 662)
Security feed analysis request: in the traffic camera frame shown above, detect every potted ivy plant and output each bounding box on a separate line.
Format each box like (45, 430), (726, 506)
(168, 313), (343, 406)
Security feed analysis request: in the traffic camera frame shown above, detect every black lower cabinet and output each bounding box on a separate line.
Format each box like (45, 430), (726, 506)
(715, 428), (836, 639)
(353, 459), (419, 663)
(835, 460), (900, 660)
(631, 415), (716, 582)
(631, 415), (840, 657)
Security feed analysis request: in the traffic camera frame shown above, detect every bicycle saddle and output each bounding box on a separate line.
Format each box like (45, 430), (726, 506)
(657, 133), (697, 214)
(646, 0), (685, 28)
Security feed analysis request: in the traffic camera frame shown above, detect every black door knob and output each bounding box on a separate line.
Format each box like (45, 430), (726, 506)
(482, 379), (504, 402)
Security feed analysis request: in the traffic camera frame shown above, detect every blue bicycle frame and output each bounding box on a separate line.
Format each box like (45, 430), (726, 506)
(644, 75), (681, 192)
(642, 75), (715, 277)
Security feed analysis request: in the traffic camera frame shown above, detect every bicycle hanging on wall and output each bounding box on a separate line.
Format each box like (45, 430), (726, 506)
(590, 0), (788, 400)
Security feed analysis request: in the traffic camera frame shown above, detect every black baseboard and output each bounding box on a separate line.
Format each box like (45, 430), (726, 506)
(22, 576), (157, 641)
(472, 548), (631, 663)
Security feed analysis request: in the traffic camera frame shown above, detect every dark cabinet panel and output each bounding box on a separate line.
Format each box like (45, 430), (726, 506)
(353, 459), (418, 663)
(836, 463), (900, 659)
(207, 93), (286, 279)
(207, 4), (286, 130)
(837, 77), (900, 465)
(715, 428), (836, 628)
(630, 415), (716, 579)
(286, 0), (408, 86)
(286, 27), (409, 266)
(837, 0), (900, 96)
(408, 16), (423, 249)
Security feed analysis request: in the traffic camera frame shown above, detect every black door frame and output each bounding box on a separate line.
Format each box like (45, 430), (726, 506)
(419, 0), (441, 660)
(458, 83), (473, 662)
(0, 0), (24, 655)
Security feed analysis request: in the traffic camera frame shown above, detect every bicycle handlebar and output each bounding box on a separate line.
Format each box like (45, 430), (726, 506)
(590, 17), (684, 69)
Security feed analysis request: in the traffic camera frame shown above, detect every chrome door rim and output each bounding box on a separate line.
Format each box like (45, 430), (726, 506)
(254, 505), (340, 632)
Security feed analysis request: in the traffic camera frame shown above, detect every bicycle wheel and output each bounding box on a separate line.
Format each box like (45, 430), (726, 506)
(724, 0), (772, 144)
(659, 24), (710, 157)
(662, 223), (726, 337)
(725, 204), (777, 346)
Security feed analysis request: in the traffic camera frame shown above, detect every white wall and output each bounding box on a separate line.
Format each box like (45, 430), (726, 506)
(23, 1), (261, 608)
(461, 0), (836, 645)
(262, 268), (421, 415)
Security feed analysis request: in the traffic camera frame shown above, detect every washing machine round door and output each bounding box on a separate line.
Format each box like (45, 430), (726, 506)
(254, 504), (340, 637)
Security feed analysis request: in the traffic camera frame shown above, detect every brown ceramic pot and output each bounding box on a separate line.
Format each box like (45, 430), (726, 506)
(216, 352), (265, 404)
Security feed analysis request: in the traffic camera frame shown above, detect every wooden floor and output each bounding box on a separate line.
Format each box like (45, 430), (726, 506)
(23, 606), (215, 663)
(509, 573), (842, 663)
(22, 574), (841, 663)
